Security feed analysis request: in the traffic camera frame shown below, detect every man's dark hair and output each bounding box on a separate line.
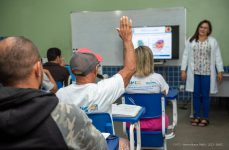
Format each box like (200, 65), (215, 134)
(0, 36), (40, 86)
(47, 47), (61, 61)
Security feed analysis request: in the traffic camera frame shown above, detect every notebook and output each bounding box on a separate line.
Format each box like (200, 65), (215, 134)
(112, 104), (142, 117)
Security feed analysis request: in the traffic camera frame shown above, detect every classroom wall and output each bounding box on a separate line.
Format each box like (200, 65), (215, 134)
(0, 0), (229, 65)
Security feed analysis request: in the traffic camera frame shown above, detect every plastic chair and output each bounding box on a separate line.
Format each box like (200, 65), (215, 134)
(87, 112), (119, 150)
(123, 92), (177, 150)
(87, 112), (115, 134)
(64, 65), (76, 84)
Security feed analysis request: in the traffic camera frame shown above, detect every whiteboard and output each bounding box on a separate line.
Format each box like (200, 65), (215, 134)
(71, 7), (186, 66)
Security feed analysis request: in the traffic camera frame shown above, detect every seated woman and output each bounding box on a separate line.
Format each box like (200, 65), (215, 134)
(126, 46), (169, 131)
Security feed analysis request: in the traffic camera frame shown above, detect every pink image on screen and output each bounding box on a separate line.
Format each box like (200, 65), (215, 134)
(155, 39), (164, 50)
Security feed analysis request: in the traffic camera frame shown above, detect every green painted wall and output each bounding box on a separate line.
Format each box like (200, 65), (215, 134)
(0, 0), (229, 65)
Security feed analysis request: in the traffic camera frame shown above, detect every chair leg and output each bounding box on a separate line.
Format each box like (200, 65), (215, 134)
(164, 140), (167, 150)
(129, 124), (135, 150)
(136, 122), (141, 150)
(168, 100), (178, 129)
(122, 122), (127, 136)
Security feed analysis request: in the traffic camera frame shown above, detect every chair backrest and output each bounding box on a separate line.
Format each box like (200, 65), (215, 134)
(124, 93), (169, 149)
(87, 112), (114, 134)
(56, 81), (63, 89)
(64, 65), (76, 83)
(124, 93), (163, 119)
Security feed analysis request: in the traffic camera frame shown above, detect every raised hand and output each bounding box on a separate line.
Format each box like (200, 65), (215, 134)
(116, 16), (132, 42)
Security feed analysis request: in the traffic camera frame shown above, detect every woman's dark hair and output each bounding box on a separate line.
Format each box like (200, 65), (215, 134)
(47, 47), (61, 61)
(189, 20), (212, 42)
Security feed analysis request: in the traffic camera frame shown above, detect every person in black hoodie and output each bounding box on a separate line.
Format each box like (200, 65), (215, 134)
(0, 36), (107, 150)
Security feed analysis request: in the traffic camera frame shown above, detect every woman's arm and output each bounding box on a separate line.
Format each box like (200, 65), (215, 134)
(214, 39), (224, 81)
(181, 39), (190, 81)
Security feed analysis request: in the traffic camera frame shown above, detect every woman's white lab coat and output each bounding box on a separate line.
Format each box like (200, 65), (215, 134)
(181, 36), (224, 94)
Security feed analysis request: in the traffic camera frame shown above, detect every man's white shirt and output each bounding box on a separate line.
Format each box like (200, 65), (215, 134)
(56, 74), (125, 114)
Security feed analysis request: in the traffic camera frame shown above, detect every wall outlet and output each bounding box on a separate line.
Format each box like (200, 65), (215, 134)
(179, 85), (185, 91)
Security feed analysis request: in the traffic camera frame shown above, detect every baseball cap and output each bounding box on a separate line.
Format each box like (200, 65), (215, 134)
(77, 48), (103, 62)
(70, 48), (103, 76)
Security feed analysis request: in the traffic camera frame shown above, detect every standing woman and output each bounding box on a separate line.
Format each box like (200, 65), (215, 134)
(181, 20), (224, 127)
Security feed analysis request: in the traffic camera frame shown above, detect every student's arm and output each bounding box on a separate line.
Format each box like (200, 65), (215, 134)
(63, 68), (70, 86)
(60, 57), (66, 67)
(43, 69), (58, 93)
(159, 74), (169, 95)
(116, 16), (136, 87)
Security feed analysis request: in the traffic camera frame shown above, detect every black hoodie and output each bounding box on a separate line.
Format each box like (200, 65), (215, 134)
(0, 86), (68, 149)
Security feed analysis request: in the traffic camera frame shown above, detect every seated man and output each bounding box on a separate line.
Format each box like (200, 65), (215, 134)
(56, 16), (135, 150)
(0, 36), (107, 150)
(56, 16), (136, 115)
(43, 47), (69, 86)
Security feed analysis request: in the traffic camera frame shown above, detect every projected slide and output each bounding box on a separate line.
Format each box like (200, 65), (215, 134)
(132, 26), (172, 59)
